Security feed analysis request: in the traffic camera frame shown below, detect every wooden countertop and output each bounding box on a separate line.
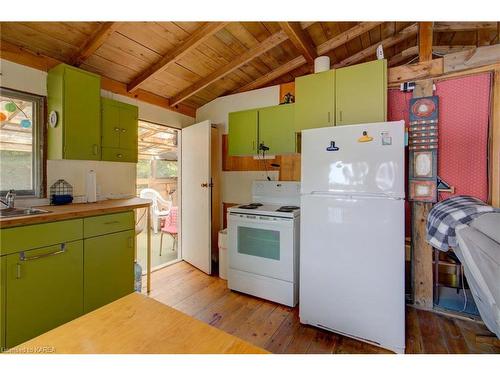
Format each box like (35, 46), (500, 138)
(9, 293), (268, 354)
(0, 197), (151, 228)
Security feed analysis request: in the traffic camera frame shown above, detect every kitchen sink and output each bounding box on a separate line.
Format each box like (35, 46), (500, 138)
(0, 207), (51, 218)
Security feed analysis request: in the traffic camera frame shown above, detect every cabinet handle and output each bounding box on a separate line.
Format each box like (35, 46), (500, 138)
(114, 127), (120, 132)
(128, 237), (134, 248)
(104, 220), (120, 225)
(117, 153), (123, 158)
(93, 144), (99, 155)
(328, 111), (331, 123)
(339, 110), (343, 123)
(16, 263), (21, 279)
(252, 140), (255, 150)
(121, 128), (126, 133)
(19, 243), (66, 262)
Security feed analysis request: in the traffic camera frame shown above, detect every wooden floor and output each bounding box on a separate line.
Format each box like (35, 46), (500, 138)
(144, 261), (500, 354)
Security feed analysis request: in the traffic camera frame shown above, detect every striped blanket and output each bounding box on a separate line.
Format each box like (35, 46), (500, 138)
(426, 195), (498, 251)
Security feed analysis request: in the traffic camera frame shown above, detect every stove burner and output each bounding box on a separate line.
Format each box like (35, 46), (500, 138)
(238, 203), (263, 209)
(276, 205), (300, 213)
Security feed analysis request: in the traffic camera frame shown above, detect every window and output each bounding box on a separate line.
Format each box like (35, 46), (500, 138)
(0, 88), (45, 197)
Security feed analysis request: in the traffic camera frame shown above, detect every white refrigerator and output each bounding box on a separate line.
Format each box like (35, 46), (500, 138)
(299, 121), (406, 354)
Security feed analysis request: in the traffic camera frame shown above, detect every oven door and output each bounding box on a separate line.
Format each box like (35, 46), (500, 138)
(227, 213), (295, 282)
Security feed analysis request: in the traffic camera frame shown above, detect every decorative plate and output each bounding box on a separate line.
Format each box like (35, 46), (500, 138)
(49, 110), (58, 128)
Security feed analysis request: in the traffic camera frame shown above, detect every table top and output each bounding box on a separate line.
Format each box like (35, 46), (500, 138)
(0, 197), (151, 228)
(9, 293), (268, 354)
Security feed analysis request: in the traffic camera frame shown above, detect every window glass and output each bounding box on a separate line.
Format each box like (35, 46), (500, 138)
(0, 89), (44, 196)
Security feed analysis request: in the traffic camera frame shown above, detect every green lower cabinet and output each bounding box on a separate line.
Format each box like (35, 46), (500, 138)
(5, 241), (84, 348)
(84, 230), (135, 313)
(258, 104), (296, 154)
(228, 109), (258, 156)
(335, 59), (387, 126)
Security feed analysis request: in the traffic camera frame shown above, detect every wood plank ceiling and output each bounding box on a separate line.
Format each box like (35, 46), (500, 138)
(1, 21), (498, 112)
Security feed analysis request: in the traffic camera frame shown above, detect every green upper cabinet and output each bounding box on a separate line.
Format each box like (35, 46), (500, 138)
(228, 109), (258, 156)
(101, 97), (138, 163)
(335, 59), (387, 126)
(294, 69), (335, 131)
(259, 104), (296, 154)
(47, 64), (101, 160)
(4, 241), (84, 348)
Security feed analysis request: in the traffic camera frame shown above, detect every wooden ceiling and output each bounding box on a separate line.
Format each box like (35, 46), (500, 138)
(1, 21), (499, 113)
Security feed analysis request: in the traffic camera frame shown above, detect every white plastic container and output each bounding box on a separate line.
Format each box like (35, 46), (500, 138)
(86, 170), (97, 203)
(218, 228), (228, 280)
(314, 56), (330, 73)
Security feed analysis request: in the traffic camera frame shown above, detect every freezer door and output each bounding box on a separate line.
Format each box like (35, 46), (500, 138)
(301, 121), (405, 198)
(299, 193), (405, 353)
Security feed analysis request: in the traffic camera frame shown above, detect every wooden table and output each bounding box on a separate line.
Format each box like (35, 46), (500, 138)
(9, 293), (268, 354)
(0, 197), (154, 294)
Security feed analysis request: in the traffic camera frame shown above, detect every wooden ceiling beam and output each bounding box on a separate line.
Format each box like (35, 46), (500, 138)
(0, 40), (196, 118)
(388, 46), (419, 67)
(388, 45), (476, 67)
(127, 22), (229, 93)
(334, 23), (418, 68)
(300, 22), (315, 29)
(419, 22), (433, 62)
(233, 55), (307, 94)
(71, 22), (121, 66)
(434, 22), (497, 32)
(316, 22), (384, 56)
(279, 22), (317, 64)
(170, 30), (289, 106)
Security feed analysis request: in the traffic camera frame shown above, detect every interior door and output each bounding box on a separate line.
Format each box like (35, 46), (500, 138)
(181, 120), (212, 274)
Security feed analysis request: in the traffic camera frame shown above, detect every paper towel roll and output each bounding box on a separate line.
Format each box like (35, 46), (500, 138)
(314, 56), (330, 73)
(86, 170), (97, 203)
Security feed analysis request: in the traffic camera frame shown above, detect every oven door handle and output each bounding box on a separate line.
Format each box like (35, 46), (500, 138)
(228, 216), (294, 227)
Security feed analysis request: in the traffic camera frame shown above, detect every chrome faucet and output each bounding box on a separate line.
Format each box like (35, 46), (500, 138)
(0, 190), (16, 209)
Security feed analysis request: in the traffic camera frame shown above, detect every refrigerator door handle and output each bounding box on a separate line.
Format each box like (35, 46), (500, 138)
(307, 191), (405, 200)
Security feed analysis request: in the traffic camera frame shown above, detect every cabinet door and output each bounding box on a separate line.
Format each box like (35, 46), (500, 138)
(336, 59), (387, 126)
(259, 104), (296, 154)
(5, 241), (83, 348)
(294, 70), (335, 131)
(118, 105), (138, 154)
(101, 98), (121, 148)
(228, 109), (258, 156)
(84, 230), (135, 313)
(63, 67), (101, 160)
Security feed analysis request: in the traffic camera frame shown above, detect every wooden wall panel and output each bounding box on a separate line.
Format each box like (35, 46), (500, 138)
(221, 134), (281, 172)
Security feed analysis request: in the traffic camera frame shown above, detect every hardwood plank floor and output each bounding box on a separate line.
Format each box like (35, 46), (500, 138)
(143, 261), (500, 354)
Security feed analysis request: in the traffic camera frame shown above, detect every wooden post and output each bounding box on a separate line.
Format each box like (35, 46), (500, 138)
(418, 22), (434, 62)
(411, 79), (435, 309)
(146, 205), (152, 294)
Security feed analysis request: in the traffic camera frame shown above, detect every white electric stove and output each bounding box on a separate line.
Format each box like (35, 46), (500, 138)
(227, 181), (300, 307)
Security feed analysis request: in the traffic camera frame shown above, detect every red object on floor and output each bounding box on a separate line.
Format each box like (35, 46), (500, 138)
(387, 73), (492, 236)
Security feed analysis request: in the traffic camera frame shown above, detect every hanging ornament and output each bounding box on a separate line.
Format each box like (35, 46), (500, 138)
(4, 102), (17, 113)
(20, 119), (32, 128)
(0, 112), (6, 122)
